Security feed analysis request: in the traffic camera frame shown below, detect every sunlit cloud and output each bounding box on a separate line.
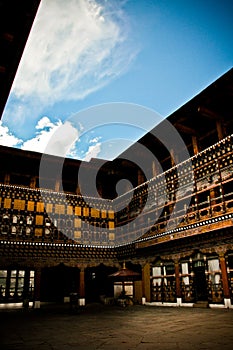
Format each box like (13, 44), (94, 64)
(1, 0), (138, 161)
(21, 117), (79, 157)
(0, 115), (99, 161)
(0, 122), (22, 147)
(36, 116), (55, 130)
(83, 142), (101, 161)
(10, 0), (136, 109)
(89, 136), (102, 143)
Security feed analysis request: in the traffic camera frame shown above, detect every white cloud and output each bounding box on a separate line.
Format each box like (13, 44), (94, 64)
(12, 0), (137, 106)
(1, 0), (138, 160)
(83, 142), (101, 161)
(21, 117), (79, 157)
(36, 116), (55, 129)
(0, 122), (22, 147)
(89, 136), (102, 143)
(0, 116), (101, 161)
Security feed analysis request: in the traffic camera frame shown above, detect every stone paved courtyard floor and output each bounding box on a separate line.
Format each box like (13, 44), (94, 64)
(0, 303), (233, 350)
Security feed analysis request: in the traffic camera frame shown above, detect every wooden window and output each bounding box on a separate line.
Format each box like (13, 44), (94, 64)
(74, 231), (81, 239)
(109, 221), (115, 230)
(35, 228), (43, 236)
(83, 207), (89, 217)
(67, 205), (73, 215)
(35, 215), (44, 225)
(36, 202), (44, 212)
(4, 198), (11, 209)
(74, 218), (82, 228)
(101, 210), (107, 218)
(55, 204), (65, 214)
(0, 270), (7, 297)
(13, 199), (25, 210)
(91, 208), (100, 218)
(108, 210), (114, 219)
(46, 203), (53, 213)
(75, 206), (81, 216)
(109, 233), (115, 240)
(27, 201), (34, 211)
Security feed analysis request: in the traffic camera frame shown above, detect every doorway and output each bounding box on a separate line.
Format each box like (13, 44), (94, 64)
(193, 265), (208, 301)
(85, 264), (117, 303)
(40, 264), (80, 302)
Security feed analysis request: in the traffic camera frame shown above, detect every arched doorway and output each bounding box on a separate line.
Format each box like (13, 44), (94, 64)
(41, 264), (80, 302)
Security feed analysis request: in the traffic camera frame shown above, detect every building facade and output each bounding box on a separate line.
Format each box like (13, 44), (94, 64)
(0, 68), (233, 308)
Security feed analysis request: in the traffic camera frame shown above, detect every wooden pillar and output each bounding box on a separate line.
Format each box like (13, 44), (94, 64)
(209, 188), (215, 200)
(55, 178), (60, 192)
(170, 149), (175, 167)
(219, 254), (230, 300)
(209, 188), (216, 213)
(34, 267), (41, 308)
(97, 186), (102, 198)
(216, 120), (224, 141)
(170, 148), (179, 167)
(30, 176), (36, 189)
(192, 135), (199, 155)
(76, 184), (81, 195)
(152, 160), (160, 178)
(174, 261), (181, 299)
(142, 263), (151, 302)
(4, 173), (10, 185)
(138, 169), (144, 186)
(79, 267), (85, 298)
(134, 280), (143, 303)
(219, 253), (231, 308)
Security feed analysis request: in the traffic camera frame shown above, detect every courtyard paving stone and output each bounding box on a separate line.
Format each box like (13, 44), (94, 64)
(0, 303), (233, 349)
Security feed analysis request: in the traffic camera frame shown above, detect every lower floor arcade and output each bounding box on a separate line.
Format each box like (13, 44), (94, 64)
(1, 246), (233, 309)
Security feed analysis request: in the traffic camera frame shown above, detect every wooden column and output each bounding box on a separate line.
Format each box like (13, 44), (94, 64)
(219, 254), (230, 299)
(34, 267), (41, 308)
(76, 181), (81, 195)
(142, 263), (151, 302)
(138, 169), (144, 186)
(216, 120), (224, 141)
(152, 160), (160, 178)
(134, 280), (143, 303)
(174, 261), (181, 298)
(4, 173), (10, 185)
(30, 176), (36, 189)
(55, 179), (60, 192)
(170, 148), (179, 167)
(79, 267), (85, 298)
(209, 188), (215, 201)
(170, 149), (176, 167)
(209, 188), (216, 213)
(192, 135), (199, 155)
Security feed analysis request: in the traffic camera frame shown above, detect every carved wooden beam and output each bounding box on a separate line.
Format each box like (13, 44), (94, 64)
(174, 123), (196, 135)
(197, 106), (222, 120)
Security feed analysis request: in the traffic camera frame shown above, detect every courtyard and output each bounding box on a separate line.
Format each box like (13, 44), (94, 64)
(0, 303), (233, 350)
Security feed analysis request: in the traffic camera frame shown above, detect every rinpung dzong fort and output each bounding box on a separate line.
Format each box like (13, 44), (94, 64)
(0, 1), (233, 309)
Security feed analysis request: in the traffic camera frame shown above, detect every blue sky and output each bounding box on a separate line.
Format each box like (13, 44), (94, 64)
(0, 0), (232, 161)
